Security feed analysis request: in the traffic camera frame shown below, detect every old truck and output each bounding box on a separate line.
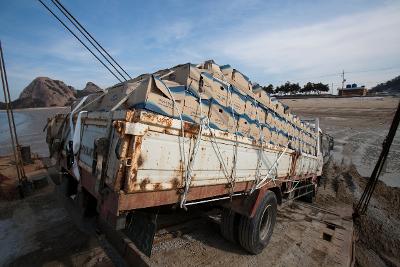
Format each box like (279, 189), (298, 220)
(47, 109), (327, 256)
(46, 62), (329, 257)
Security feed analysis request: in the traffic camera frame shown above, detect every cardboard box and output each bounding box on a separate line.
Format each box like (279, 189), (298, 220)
(249, 121), (261, 140)
(199, 60), (225, 80)
(220, 65), (253, 96)
(88, 83), (128, 111)
(167, 63), (201, 86)
(127, 75), (185, 118)
(266, 112), (273, 125)
(275, 102), (285, 116)
(220, 64), (233, 76)
(262, 125), (272, 141)
(244, 97), (257, 120)
(199, 72), (228, 105)
(208, 100), (235, 132)
(231, 69), (252, 94)
(279, 133), (284, 146)
(237, 116), (251, 137)
(256, 107), (266, 123)
(228, 86), (247, 114)
(253, 89), (270, 108)
(271, 131), (278, 145)
(268, 115), (276, 130)
(182, 92), (211, 124)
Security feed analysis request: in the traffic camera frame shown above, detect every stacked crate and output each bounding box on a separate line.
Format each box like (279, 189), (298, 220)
(92, 60), (318, 155)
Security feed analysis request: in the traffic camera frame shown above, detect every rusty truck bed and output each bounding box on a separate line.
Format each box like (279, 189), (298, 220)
(49, 109), (322, 225)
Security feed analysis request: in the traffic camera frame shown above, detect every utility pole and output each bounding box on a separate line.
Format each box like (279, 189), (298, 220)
(341, 70), (346, 90)
(331, 83), (334, 95)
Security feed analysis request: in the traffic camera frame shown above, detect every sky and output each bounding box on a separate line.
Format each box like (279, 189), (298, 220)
(1, 0), (400, 100)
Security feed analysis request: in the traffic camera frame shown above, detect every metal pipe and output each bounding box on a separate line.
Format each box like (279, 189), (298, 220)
(184, 192), (244, 206)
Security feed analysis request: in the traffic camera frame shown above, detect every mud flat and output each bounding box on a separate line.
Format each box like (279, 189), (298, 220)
(281, 96), (399, 187)
(281, 96), (400, 266)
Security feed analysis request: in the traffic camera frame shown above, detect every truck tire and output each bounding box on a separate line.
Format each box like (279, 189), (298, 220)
(238, 191), (277, 254)
(220, 208), (239, 243)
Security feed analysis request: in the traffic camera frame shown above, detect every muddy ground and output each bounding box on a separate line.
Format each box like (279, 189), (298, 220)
(281, 96), (400, 266)
(0, 96), (399, 266)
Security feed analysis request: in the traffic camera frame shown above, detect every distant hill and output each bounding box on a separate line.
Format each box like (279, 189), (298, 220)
(77, 82), (102, 98)
(0, 77), (102, 109)
(370, 75), (400, 95)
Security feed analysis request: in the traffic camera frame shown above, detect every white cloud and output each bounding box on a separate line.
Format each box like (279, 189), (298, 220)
(148, 21), (193, 45)
(205, 2), (400, 87)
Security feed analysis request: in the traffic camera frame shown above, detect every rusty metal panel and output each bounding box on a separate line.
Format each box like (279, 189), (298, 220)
(54, 109), (322, 200)
(125, 124), (320, 193)
(105, 130), (123, 188)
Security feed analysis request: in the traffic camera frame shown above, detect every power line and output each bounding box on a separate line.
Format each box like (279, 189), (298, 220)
(37, 0), (123, 83)
(51, 0), (131, 81)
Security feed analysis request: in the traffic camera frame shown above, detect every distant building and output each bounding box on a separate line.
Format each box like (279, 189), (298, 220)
(338, 83), (368, 96)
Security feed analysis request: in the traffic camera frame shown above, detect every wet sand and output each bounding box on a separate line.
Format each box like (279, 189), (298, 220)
(279, 96), (400, 266)
(280, 96), (400, 187)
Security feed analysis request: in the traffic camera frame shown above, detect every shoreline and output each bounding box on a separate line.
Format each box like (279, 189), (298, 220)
(0, 106), (70, 112)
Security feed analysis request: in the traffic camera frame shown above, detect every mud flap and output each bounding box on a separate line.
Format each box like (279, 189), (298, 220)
(123, 211), (158, 257)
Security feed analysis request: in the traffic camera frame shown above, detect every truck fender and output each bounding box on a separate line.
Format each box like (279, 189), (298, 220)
(227, 187), (282, 218)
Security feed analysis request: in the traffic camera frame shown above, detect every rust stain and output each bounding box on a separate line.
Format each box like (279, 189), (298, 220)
(142, 111), (173, 127)
(127, 136), (143, 185)
(140, 178), (150, 190)
(117, 135), (133, 191)
(169, 161), (184, 187)
(183, 122), (200, 133)
(137, 154), (144, 167)
(126, 110), (137, 122)
(251, 139), (257, 146)
(157, 117), (173, 127)
(113, 121), (125, 134)
(171, 178), (180, 189)
(164, 129), (174, 135)
(130, 170), (138, 183)
(134, 136), (143, 151)
(154, 183), (163, 190)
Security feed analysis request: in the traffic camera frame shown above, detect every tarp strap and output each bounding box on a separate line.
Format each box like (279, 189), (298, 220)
(71, 110), (88, 180)
(69, 96), (88, 139)
(68, 95), (88, 181)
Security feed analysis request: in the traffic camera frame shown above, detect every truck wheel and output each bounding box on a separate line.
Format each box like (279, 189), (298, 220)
(238, 191), (277, 254)
(220, 208), (239, 243)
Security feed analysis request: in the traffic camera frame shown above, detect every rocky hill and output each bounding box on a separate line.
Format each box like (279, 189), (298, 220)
(77, 82), (103, 98)
(370, 75), (400, 95)
(0, 77), (102, 109)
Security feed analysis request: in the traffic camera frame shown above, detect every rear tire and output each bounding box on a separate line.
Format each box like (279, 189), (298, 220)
(220, 208), (239, 243)
(238, 191), (277, 254)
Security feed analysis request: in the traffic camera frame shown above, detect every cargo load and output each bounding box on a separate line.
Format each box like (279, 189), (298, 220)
(73, 60), (318, 155)
(46, 60), (327, 256)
